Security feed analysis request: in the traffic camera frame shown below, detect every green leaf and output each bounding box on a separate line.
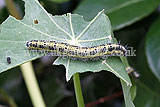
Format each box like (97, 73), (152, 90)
(0, 0), (131, 85)
(120, 79), (135, 107)
(138, 36), (160, 94)
(55, 56), (131, 85)
(134, 81), (160, 107)
(134, 35), (160, 106)
(146, 17), (160, 82)
(130, 80), (137, 101)
(74, 0), (160, 30)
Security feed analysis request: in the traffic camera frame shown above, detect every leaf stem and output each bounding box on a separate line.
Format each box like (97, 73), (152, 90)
(20, 62), (46, 107)
(5, 0), (21, 19)
(73, 73), (85, 107)
(85, 91), (122, 107)
(5, 0), (46, 106)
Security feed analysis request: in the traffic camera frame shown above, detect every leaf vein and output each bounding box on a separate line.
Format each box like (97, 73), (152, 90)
(101, 60), (131, 86)
(78, 35), (112, 43)
(69, 13), (75, 39)
(76, 9), (104, 40)
(35, 1), (73, 39)
(11, 17), (68, 41)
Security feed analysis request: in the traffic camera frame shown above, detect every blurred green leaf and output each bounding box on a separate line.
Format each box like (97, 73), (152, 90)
(0, 67), (33, 106)
(0, 8), (9, 24)
(146, 16), (160, 82)
(134, 81), (160, 107)
(0, 68), (20, 107)
(40, 69), (72, 107)
(48, 0), (70, 3)
(74, 0), (160, 30)
(134, 35), (160, 106)
(82, 72), (122, 106)
(130, 80), (137, 101)
(0, 0), (131, 85)
(0, 89), (17, 107)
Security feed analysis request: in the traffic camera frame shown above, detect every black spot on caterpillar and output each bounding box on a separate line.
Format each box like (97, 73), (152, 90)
(7, 57), (11, 64)
(26, 40), (127, 61)
(126, 66), (140, 79)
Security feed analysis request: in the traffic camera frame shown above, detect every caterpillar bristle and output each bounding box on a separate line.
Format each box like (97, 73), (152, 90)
(118, 40), (121, 45)
(124, 44), (129, 49)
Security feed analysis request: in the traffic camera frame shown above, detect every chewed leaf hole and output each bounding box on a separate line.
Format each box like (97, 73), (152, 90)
(34, 19), (39, 24)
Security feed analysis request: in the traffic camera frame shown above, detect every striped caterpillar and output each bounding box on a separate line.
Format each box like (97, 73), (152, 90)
(26, 40), (127, 61)
(126, 66), (140, 79)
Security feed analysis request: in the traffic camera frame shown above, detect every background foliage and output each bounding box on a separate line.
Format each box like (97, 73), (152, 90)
(0, 0), (160, 106)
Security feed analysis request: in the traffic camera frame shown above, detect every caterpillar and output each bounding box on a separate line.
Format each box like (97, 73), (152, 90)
(26, 40), (127, 61)
(126, 66), (140, 79)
